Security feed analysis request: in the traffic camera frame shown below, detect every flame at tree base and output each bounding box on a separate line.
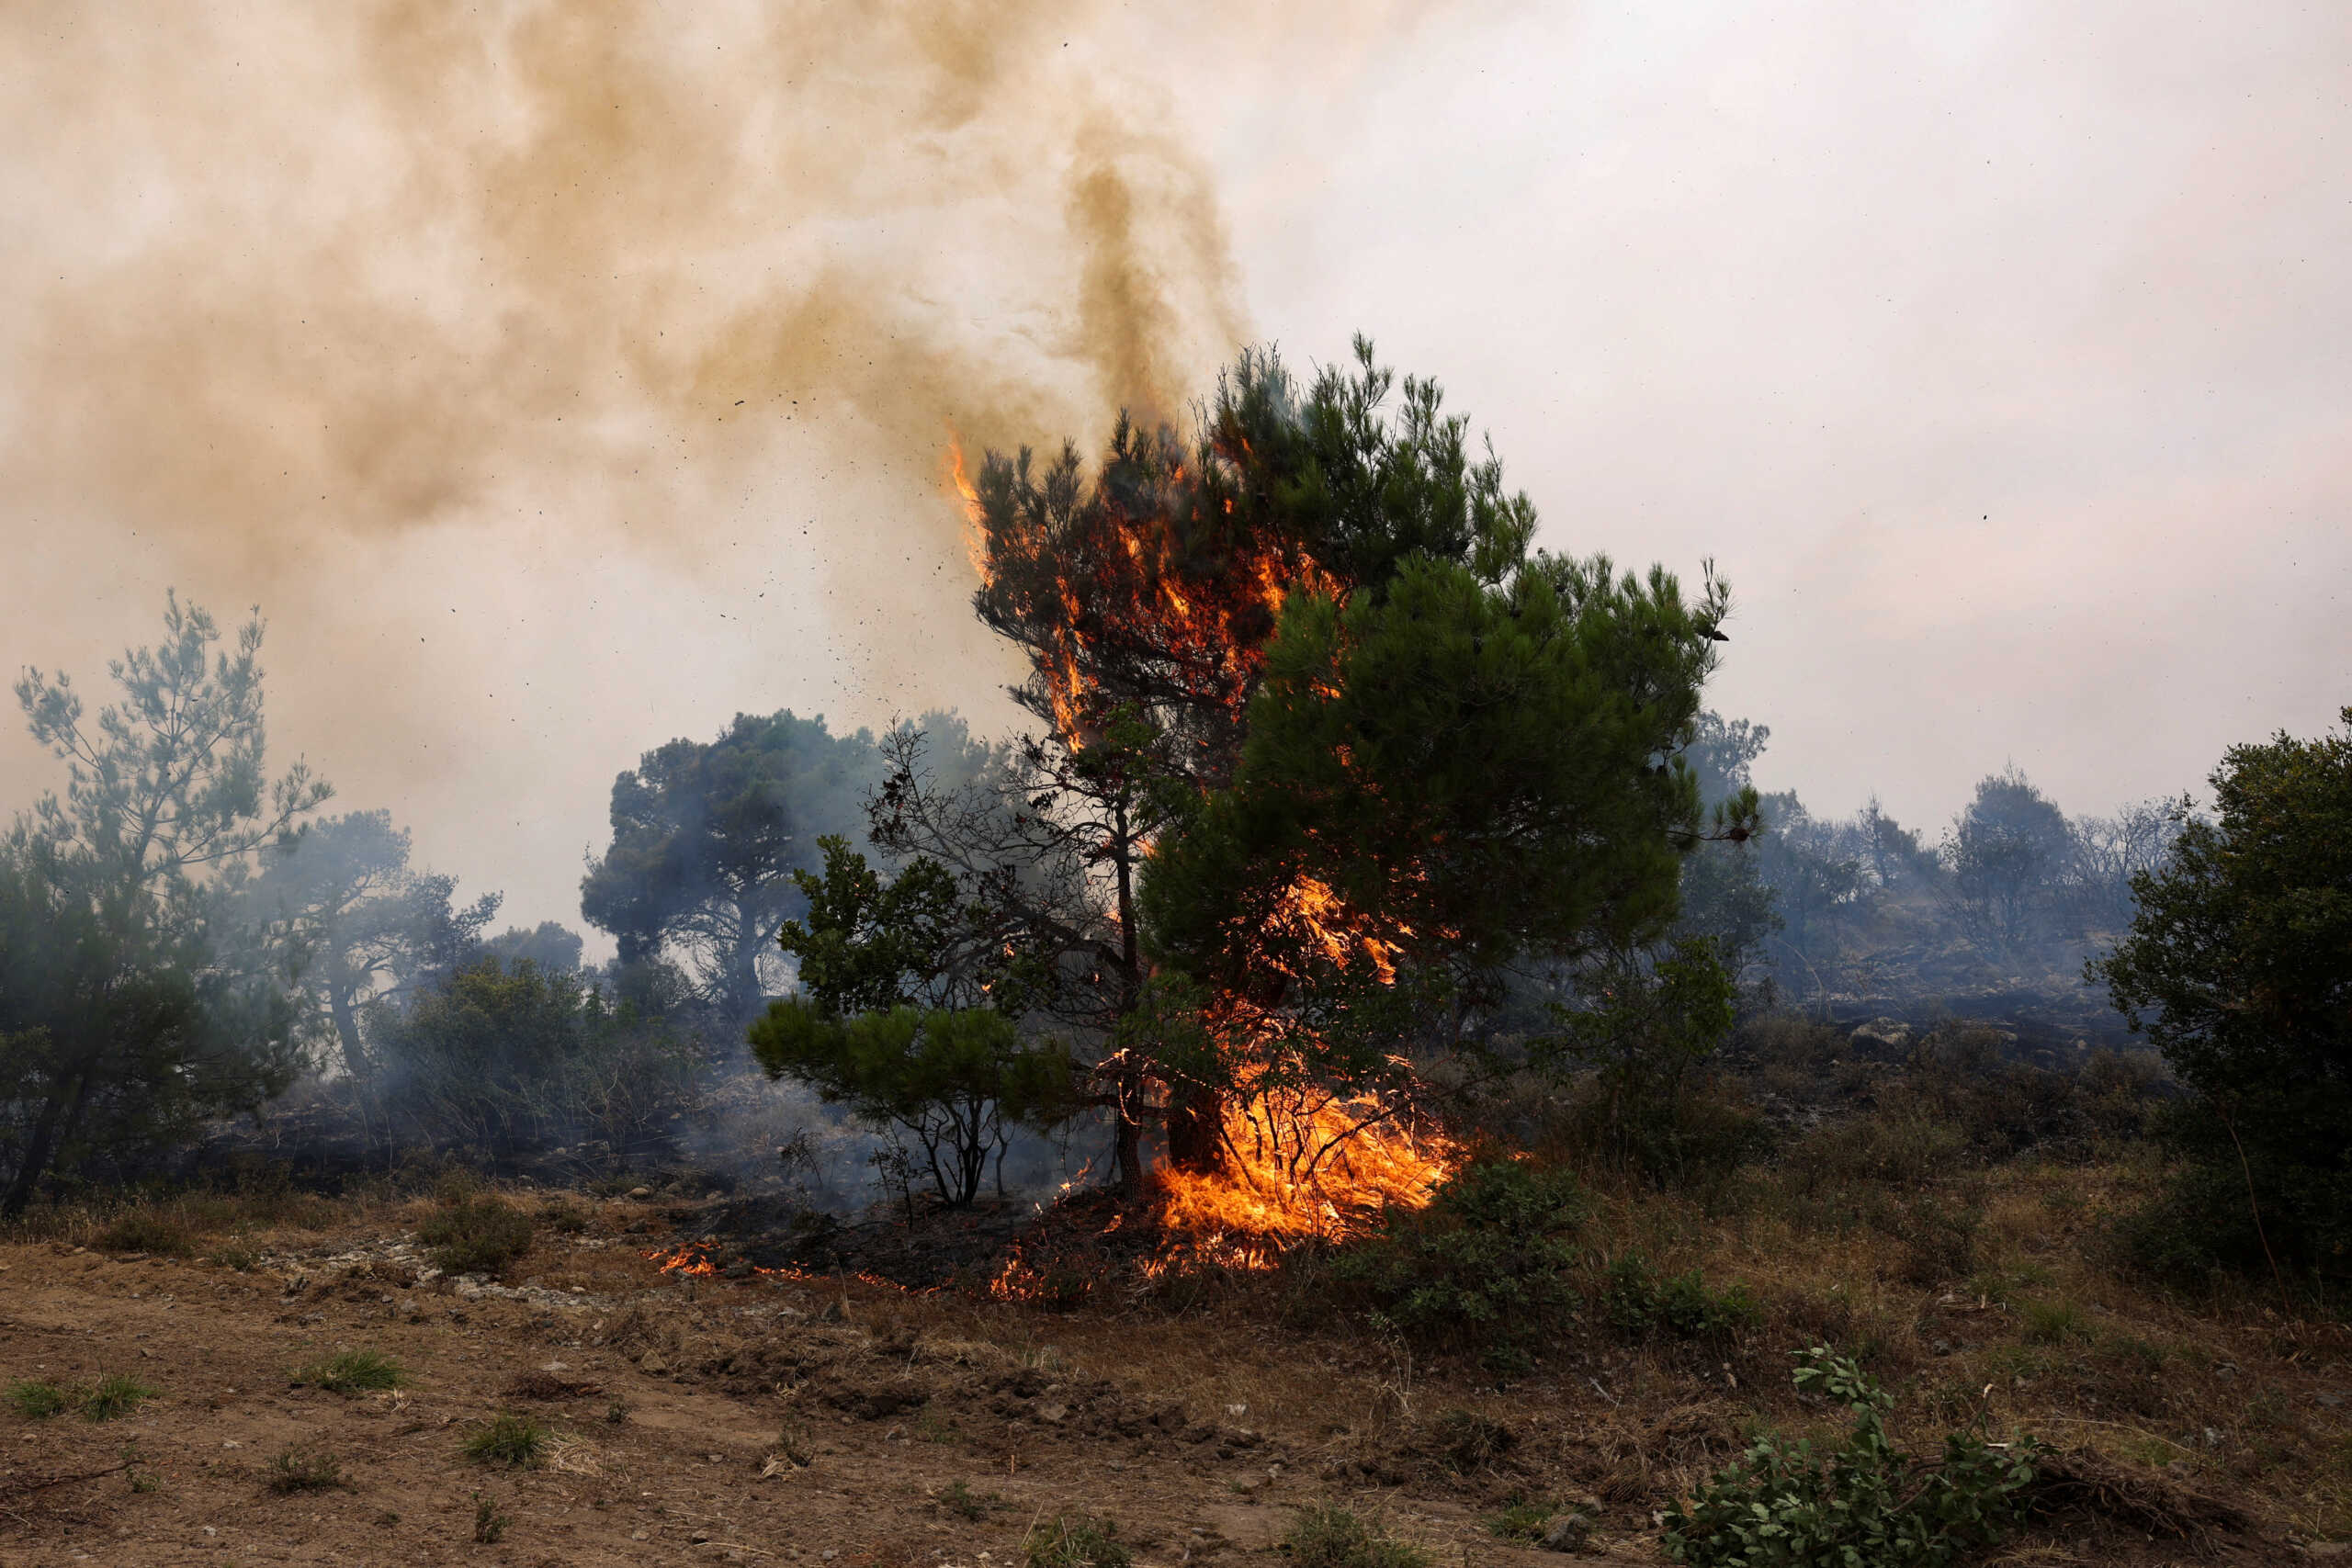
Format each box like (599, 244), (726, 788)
(1147, 1080), (1461, 1273)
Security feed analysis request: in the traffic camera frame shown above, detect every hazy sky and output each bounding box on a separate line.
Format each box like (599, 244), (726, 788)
(4, 1), (2346, 946)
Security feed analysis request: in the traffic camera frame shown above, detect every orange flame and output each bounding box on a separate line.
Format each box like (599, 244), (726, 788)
(1150, 1074), (1459, 1273)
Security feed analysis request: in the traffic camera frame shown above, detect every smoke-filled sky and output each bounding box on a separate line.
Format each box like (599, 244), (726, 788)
(5, 1), (2346, 945)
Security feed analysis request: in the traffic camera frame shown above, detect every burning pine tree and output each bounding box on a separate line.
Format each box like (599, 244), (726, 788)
(859, 338), (1747, 1262)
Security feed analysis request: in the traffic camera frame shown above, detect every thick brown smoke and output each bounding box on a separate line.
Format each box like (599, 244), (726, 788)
(3, 0), (1247, 566)
(0, 0), (1302, 932)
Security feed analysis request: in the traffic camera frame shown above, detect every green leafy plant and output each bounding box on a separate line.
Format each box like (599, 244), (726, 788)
(83, 1374), (157, 1422)
(6, 1379), (72, 1419)
(937, 1481), (1001, 1521)
(293, 1349), (405, 1393)
(1486, 1500), (1552, 1540)
(463, 1413), (548, 1469)
(1664, 1347), (2039, 1566)
(1281, 1503), (1431, 1568)
(267, 1447), (346, 1494)
(416, 1197), (535, 1277)
(472, 1491), (510, 1543)
(1023, 1511), (1131, 1568)
(1320, 1157), (1584, 1359)
(1600, 1251), (1761, 1343)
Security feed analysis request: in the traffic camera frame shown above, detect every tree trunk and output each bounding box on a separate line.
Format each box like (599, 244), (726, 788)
(1163, 1085), (1227, 1176)
(2, 1073), (78, 1218)
(328, 987), (368, 1079)
(1114, 1109), (1145, 1195)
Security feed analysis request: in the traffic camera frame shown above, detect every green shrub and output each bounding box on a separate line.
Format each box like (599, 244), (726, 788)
(1600, 1252), (1760, 1343)
(1318, 1157), (1583, 1360)
(2018, 1298), (2094, 1346)
(206, 1244), (261, 1271)
(1664, 1347), (2039, 1567)
(472, 1491), (510, 1543)
(95, 1205), (195, 1257)
(6, 1380), (72, 1419)
(463, 1412), (549, 1469)
(1281, 1503), (1431, 1568)
(416, 1197), (535, 1277)
(84, 1374), (157, 1421)
(1486, 1501), (1551, 1541)
(267, 1448), (346, 1494)
(293, 1349), (405, 1393)
(1023, 1512), (1130, 1568)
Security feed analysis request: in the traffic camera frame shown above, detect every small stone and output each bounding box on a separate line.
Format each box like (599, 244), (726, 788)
(2202, 1427), (2223, 1449)
(628, 1187), (653, 1200)
(1034, 1403), (1068, 1425)
(691, 1530), (711, 1544)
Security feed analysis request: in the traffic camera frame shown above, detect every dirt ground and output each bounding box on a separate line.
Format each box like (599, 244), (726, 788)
(0, 1186), (2333, 1567)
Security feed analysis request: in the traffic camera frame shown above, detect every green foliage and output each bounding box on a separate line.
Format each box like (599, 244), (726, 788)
(367, 955), (696, 1164)
(581, 709), (879, 1021)
(1142, 547), (1736, 1089)
(1599, 1252), (1761, 1343)
(463, 1412), (549, 1469)
(242, 808), (498, 1079)
(1280, 1503), (1432, 1568)
(776, 837), (976, 1016)
(1542, 935), (1750, 1184)
(1023, 1512), (1131, 1568)
(6, 1379), (71, 1419)
(1486, 1501), (1552, 1541)
(83, 1374), (157, 1422)
(2018, 1298), (2093, 1346)
(472, 1491), (510, 1543)
(1944, 767), (2075, 953)
(267, 1447), (346, 1494)
(937, 1480), (999, 1520)
(4, 592), (323, 1213)
(1319, 1157), (1583, 1359)
(294, 1349), (405, 1393)
(748, 998), (1073, 1208)
(416, 1196), (535, 1277)
(2091, 708), (2352, 1280)
(1664, 1348), (2039, 1567)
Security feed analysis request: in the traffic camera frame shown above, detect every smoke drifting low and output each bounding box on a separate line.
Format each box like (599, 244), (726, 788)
(0, 0), (1270, 929)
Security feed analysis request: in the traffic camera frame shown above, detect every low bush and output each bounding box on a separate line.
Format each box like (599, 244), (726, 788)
(6, 1379), (72, 1419)
(1281, 1503), (1431, 1568)
(1664, 1347), (2039, 1567)
(1023, 1512), (1130, 1568)
(416, 1197), (534, 1277)
(267, 1448), (346, 1494)
(2019, 1298), (2095, 1346)
(294, 1349), (405, 1393)
(1316, 1157), (1584, 1366)
(463, 1412), (549, 1469)
(95, 1205), (195, 1257)
(1599, 1252), (1761, 1343)
(84, 1374), (158, 1422)
(472, 1491), (510, 1544)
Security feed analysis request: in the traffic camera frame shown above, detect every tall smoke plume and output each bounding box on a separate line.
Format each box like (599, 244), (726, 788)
(0, 0), (1290, 927)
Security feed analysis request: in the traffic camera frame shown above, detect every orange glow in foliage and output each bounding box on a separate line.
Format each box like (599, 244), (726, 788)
(948, 432), (1456, 1269)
